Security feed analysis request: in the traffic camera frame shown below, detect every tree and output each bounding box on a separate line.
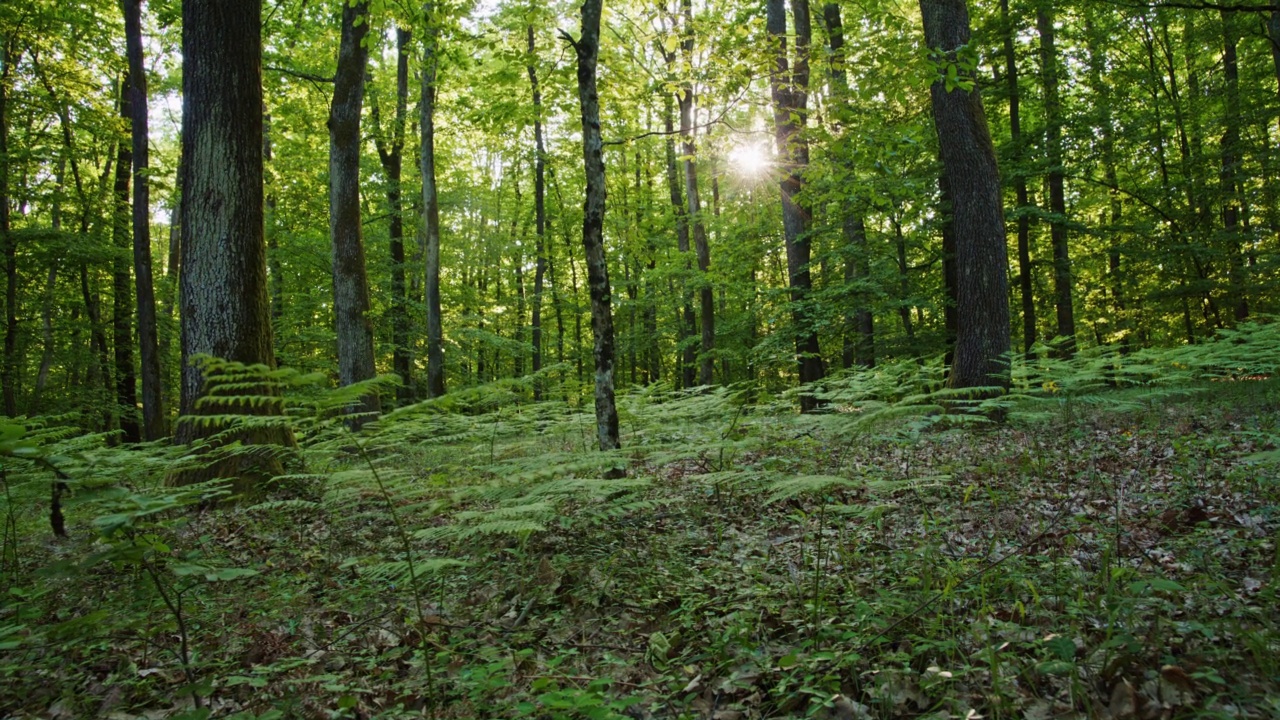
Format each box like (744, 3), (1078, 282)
(565, 0), (620, 452)
(767, 0), (824, 411)
(373, 27), (414, 406)
(0, 36), (16, 417)
(111, 76), (140, 443)
(122, 0), (165, 439)
(1000, 0), (1035, 356)
(919, 0), (1011, 389)
(1036, 0), (1075, 355)
(821, 2), (873, 369)
(176, 0), (291, 476)
(527, 22), (549, 400)
(421, 1), (446, 399)
(329, 0), (380, 427)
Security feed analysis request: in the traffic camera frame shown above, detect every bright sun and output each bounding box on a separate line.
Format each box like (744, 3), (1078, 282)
(728, 143), (770, 176)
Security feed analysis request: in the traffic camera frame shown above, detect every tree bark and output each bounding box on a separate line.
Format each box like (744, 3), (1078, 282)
(122, 0), (166, 439)
(568, 0), (620, 452)
(823, 3), (874, 369)
(1037, 2), (1074, 355)
(919, 0), (1011, 389)
(0, 39), (17, 417)
(528, 24), (549, 400)
(767, 0), (825, 411)
(329, 0), (380, 428)
(677, 0), (715, 386)
(1001, 0), (1036, 356)
(421, 2), (446, 399)
(1220, 9), (1248, 322)
(374, 28), (413, 404)
(176, 0), (292, 483)
(112, 80), (141, 443)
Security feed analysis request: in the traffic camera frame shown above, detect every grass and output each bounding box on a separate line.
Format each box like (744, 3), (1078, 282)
(1, 362), (1278, 719)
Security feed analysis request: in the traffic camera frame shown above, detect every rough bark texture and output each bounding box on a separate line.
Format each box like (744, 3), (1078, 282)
(0, 39), (16, 417)
(767, 0), (825, 412)
(569, 0), (620, 452)
(421, 2), (446, 399)
(920, 0), (1011, 389)
(176, 0), (292, 481)
(123, 0), (166, 439)
(528, 25), (549, 400)
(1037, 2), (1074, 355)
(374, 28), (413, 404)
(112, 80), (141, 443)
(823, 3), (873, 369)
(329, 0), (380, 427)
(1001, 0), (1035, 356)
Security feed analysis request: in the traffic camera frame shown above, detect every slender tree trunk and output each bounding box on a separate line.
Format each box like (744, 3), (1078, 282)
(263, 112), (284, 343)
(767, 0), (825, 411)
(1001, 0), (1035, 356)
(1037, 2), (1074, 355)
(112, 82), (141, 443)
(528, 25), (550, 400)
(823, 3), (873, 369)
(0, 39), (17, 417)
(677, 0), (714, 386)
(375, 28), (413, 404)
(421, 2), (446, 398)
(329, 0), (380, 427)
(122, 0), (166, 439)
(81, 264), (113, 431)
(920, 0), (1012, 389)
(662, 91), (696, 389)
(568, 0), (620, 452)
(892, 212), (915, 342)
(1084, 12), (1126, 345)
(1220, 9), (1248, 322)
(176, 0), (293, 484)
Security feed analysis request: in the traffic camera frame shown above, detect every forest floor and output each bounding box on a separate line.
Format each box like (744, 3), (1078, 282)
(2, 374), (1279, 720)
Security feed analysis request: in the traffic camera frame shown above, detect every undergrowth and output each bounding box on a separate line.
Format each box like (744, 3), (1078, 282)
(1, 323), (1278, 719)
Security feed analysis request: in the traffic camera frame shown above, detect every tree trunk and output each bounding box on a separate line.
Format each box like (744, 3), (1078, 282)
(176, 0), (292, 484)
(0, 39), (16, 417)
(823, 3), (873, 369)
(421, 2), (446, 399)
(1037, 2), (1074, 355)
(374, 27), (413, 404)
(329, 0), (380, 427)
(919, 0), (1011, 389)
(528, 24), (550, 400)
(661, 92), (697, 389)
(1220, 9), (1248, 322)
(677, 0), (714, 386)
(1001, 0), (1035, 356)
(569, 0), (620, 452)
(767, 0), (825, 411)
(123, 0), (166, 439)
(1085, 12), (1125, 343)
(112, 82), (141, 443)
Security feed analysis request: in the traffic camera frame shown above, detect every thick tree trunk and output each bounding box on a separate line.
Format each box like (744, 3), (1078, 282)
(374, 28), (413, 404)
(421, 3), (446, 399)
(123, 0), (166, 439)
(920, 0), (1011, 389)
(823, 3), (873, 369)
(528, 25), (550, 400)
(112, 83), (141, 443)
(329, 0), (380, 427)
(767, 0), (825, 411)
(176, 0), (292, 484)
(1001, 0), (1035, 356)
(1037, 3), (1074, 355)
(0, 40), (16, 417)
(569, 0), (620, 452)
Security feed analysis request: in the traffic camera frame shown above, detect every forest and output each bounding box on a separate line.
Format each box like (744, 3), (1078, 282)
(0, 0), (1278, 717)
